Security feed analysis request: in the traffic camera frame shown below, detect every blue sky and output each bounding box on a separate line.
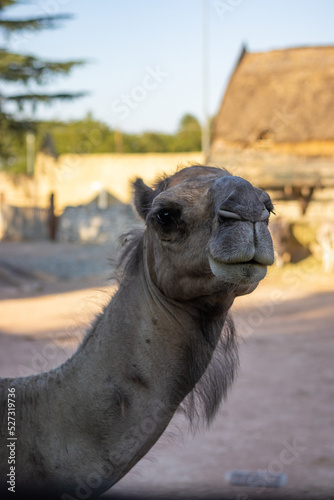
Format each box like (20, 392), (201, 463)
(2, 0), (334, 133)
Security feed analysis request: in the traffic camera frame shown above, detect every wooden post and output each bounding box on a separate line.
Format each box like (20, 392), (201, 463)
(26, 131), (36, 176)
(114, 129), (123, 153)
(48, 193), (57, 241)
(0, 192), (4, 241)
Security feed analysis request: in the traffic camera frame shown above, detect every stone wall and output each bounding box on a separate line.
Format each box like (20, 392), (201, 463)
(35, 151), (205, 213)
(1, 150), (333, 246)
(0, 205), (48, 241)
(0, 172), (38, 207)
(58, 202), (143, 246)
(0, 151), (205, 214)
(0, 151), (204, 241)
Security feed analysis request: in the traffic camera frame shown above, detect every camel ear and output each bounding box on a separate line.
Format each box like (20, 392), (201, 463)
(133, 178), (155, 219)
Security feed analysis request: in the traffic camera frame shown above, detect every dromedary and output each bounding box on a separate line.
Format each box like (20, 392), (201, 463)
(0, 166), (274, 499)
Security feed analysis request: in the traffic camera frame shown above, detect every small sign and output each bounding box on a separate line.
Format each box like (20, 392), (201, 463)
(225, 470), (287, 488)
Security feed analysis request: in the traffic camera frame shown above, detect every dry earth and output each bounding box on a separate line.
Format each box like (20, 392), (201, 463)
(0, 242), (333, 500)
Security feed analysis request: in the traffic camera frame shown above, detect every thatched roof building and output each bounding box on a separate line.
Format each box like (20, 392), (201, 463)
(210, 45), (334, 158)
(209, 46), (334, 218)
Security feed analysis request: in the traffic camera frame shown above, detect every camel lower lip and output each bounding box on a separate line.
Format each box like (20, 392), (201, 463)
(208, 255), (267, 284)
(232, 259), (261, 265)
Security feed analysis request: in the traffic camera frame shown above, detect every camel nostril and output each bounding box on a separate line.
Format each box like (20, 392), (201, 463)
(218, 209), (242, 222)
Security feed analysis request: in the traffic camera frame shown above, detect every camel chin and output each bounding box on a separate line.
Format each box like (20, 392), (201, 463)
(208, 254), (268, 285)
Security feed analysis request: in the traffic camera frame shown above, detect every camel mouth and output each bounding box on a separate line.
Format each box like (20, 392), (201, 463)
(239, 258), (263, 266)
(208, 254), (267, 284)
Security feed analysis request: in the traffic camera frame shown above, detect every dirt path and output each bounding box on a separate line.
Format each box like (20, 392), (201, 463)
(0, 250), (333, 499)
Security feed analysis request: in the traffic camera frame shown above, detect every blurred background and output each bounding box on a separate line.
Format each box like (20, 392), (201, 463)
(0, 1), (334, 499)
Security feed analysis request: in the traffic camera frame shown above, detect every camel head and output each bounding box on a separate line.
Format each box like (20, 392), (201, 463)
(134, 165), (274, 303)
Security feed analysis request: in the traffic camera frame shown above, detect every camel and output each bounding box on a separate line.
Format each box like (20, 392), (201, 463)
(0, 165), (274, 499)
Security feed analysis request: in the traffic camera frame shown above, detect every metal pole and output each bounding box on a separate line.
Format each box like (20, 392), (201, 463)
(202, 0), (210, 157)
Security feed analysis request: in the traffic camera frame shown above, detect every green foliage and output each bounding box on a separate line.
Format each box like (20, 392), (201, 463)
(37, 115), (113, 156)
(0, 48), (84, 85)
(1, 111), (203, 172)
(174, 113), (202, 151)
(0, 1), (72, 33)
(0, 0), (85, 172)
(0, 112), (25, 169)
(34, 113), (203, 157)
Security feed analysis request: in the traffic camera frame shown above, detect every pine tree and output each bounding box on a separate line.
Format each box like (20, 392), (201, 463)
(0, 0), (86, 172)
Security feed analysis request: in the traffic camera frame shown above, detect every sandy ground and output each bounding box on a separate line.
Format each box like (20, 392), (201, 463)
(0, 242), (334, 499)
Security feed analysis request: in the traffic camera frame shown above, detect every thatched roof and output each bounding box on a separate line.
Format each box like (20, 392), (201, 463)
(211, 46), (334, 146)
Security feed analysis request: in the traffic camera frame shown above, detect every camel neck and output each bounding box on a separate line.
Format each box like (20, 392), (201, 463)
(69, 258), (218, 490)
(0, 241), (234, 497)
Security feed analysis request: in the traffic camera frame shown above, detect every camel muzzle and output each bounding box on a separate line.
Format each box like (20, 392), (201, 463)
(208, 176), (275, 284)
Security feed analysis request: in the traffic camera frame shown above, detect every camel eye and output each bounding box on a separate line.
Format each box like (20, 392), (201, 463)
(156, 209), (174, 225)
(155, 207), (181, 230)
